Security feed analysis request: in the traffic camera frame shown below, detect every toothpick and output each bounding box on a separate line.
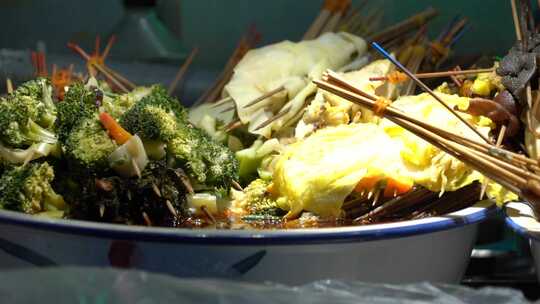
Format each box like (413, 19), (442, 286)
(510, 0), (523, 42)
(168, 47), (199, 95)
(165, 200), (177, 217)
(152, 183), (162, 197)
(252, 107), (291, 131)
(6, 78), (13, 94)
(142, 212), (152, 226)
(99, 204), (105, 218)
(231, 180), (243, 191)
(131, 158), (141, 179)
(480, 125), (507, 200)
(243, 85), (286, 108)
(210, 96), (233, 108)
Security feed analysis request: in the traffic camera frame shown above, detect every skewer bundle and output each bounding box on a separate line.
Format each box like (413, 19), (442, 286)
(313, 43), (540, 219)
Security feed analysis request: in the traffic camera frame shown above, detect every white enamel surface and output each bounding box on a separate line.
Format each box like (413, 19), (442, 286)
(0, 221), (477, 284)
(0, 211), (483, 284)
(505, 202), (540, 282)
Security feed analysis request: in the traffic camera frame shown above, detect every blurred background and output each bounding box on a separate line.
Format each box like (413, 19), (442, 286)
(0, 0), (520, 103)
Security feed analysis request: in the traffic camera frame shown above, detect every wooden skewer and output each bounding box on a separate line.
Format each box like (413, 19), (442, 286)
(369, 68), (495, 82)
(511, 0), (523, 42)
(219, 105), (236, 114)
(142, 212), (152, 226)
(152, 183), (162, 197)
(313, 78), (540, 182)
(200, 205), (216, 224)
(223, 119), (243, 133)
(372, 42), (490, 143)
(252, 107), (291, 131)
(99, 204), (105, 218)
(6, 78), (13, 94)
(102, 65), (136, 90)
(165, 200), (178, 217)
(91, 62), (129, 93)
(210, 96), (233, 108)
(131, 158), (142, 179)
(480, 126), (507, 199)
(320, 0), (351, 34)
(243, 85), (286, 108)
(101, 35), (116, 61)
(319, 75), (538, 169)
(231, 180), (243, 191)
(314, 78), (533, 192)
(303, 0), (334, 40)
(367, 7), (437, 44)
(168, 47), (199, 95)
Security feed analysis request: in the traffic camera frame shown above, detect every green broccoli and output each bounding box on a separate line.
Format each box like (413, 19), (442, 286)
(121, 103), (178, 141)
(101, 86), (153, 119)
(55, 82), (98, 142)
(12, 77), (56, 128)
(64, 118), (117, 172)
(0, 162), (65, 214)
(119, 86), (238, 189)
(0, 79), (58, 149)
(241, 179), (285, 218)
(55, 82), (118, 172)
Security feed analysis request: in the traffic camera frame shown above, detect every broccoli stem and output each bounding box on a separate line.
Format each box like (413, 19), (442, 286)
(26, 120), (57, 144)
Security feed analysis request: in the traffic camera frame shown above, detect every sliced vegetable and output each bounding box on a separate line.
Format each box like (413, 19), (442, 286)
(109, 135), (149, 177)
(99, 112), (132, 145)
(187, 193), (218, 215)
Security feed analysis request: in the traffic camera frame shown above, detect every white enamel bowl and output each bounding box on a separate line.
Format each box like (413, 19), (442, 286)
(504, 202), (540, 282)
(0, 200), (496, 285)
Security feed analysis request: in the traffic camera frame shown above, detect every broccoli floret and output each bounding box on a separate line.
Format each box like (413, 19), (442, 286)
(241, 179), (285, 217)
(102, 86), (153, 119)
(0, 162), (65, 214)
(168, 125), (239, 189)
(121, 104), (178, 141)
(129, 86), (187, 121)
(13, 78), (56, 128)
(56, 83), (118, 172)
(119, 86), (238, 189)
(0, 100), (57, 149)
(55, 82), (98, 142)
(64, 118), (117, 172)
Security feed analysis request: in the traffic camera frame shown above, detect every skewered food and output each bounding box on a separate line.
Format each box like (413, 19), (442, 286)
(223, 32), (367, 137)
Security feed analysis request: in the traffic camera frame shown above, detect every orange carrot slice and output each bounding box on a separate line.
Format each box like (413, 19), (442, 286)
(99, 112), (132, 145)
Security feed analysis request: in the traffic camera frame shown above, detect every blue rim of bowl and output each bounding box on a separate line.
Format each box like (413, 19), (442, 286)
(0, 200), (497, 245)
(504, 203), (540, 242)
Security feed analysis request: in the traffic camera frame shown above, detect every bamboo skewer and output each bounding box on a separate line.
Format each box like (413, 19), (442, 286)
(210, 96), (234, 108)
(102, 65), (136, 90)
(91, 62), (129, 93)
(165, 200), (178, 217)
(5, 78), (13, 94)
(369, 68), (495, 82)
(243, 85), (286, 108)
(303, 0), (334, 40)
(219, 106), (236, 114)
(253, 107), (291, 131)
(320, 0), (351, 34)
(323, 71), (537, 169)
(367, 7), (437, 44)
(480, 126), (507, 199)
(313, 76), (540, 197)
(372, 42), (490, 143)
(142, 212), (152, 226)
(168, 47), (199, 95)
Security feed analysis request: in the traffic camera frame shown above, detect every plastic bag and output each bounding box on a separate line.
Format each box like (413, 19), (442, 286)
(0, 267), (532, 304)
